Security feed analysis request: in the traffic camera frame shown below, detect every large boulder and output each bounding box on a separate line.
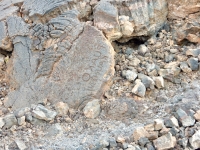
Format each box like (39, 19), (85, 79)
(94, 0), (168, 42)
(4, 11), (115, 110)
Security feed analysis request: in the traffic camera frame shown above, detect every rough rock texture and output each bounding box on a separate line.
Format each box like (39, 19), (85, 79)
(4, 11), (115, 110)
(94, 0), (168, 41)
(168, 0), (200, 43)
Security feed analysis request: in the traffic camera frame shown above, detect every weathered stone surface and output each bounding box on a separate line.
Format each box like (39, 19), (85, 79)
(153, 133), (176, 150)
(15, 139), (27, 150)
(180, 62), (192, 73)
(175, 108), (195, 127)
(194, 110), (200, 121)
(0, 117), (5, 129)
(5, 11), (115, 110)
(133, 127), (148, 142)
(186, 49), (200, 57)
(138, 74), (155, 89)
(46, 123), (63, 137)
(32, 104), (57, 121)
(153, 76), (164, 89)
(3, 114), (18, 129)
(164, 116), (179, 128)
(168, 0), (200, 43)
(0, 21), (12, 51)
(94, 0), (121, 41)
(132, 81), (146, 97)
(94, 0), (168, 41)
(54, 102), (69, 116)
(83, 99), (101, 119)
(154, 119), (164, 131)
(0, 0), (24, 21)
(189, 130), (200, 149)
(123, 70), (137, 82)
(6, 16), (29, 38)
(187, 58), (199, 71)
(0, 54), (5, 66)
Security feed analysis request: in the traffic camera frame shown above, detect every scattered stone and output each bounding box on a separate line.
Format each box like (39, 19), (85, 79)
(159, 126), (170, 135)
(152, 76), (164, 89)
(138, 137), (150, 147)
(186, 49), (200, 57)
(138, 74), (155, 89)
(189, 130), (200, 149)
(129, 57), (141, 67)
(123, 70), (138, 82)
(154, 119), (164, 130)
(54, 102), (69, 116)
(109, 137), (117, 148)
(145, 124), (154, 131)
(83, 99), (101, 119)
(169, 127), (179, 136)
(15, 139), (27, 150)
(187, 57), (199, 71)
(32, 104), (57, 121)
(132, 81), (146, 97)
(146, 143), (155, 150)
(164, 116), (179, 128)
(153, 133), (176, 150)
(175, 108), (195, 127)
(3, 114), (18, 129)
(17, 116), (26, 126)
(147, 131), (159, 140)
(180, 62), (192, 73)
(14, 107), (30, 118)
(99, 139), (109, 148)
(0, 54), (5, 66)
(117, 136), (125, 143)
(178, 138), (188, 149)
(133, 127), (148, 142)
(0, 117), (5, 128)
(156, 95), (168, 102)
(138, 45), (148, 56)
(194, 110), (200, 121)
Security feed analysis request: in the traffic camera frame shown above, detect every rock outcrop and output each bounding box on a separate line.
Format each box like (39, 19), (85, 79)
(4, 10), (115, 110)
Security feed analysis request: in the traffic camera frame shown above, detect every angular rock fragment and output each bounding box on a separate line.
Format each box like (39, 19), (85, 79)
(32, 104), (57, 121)
(83, 99), (101, 119)
(133, 127), (148, 142)
(175, 108), (195, 127)
(54, 102), (69, 116)
(180, 62), (192, 73)
(15, 139), (27, 150)
(154, 119), (164, 131)
(3, 114), (18, 129)
(164, 116), (179, 128)
(153, 133), (176, 150)
(153, 76), (164, 89)
(132, 81), (146, 97)
(187, 58), (199, 71)
(138, 74), (155, 89)
(189, 130), (200, 149)
(123, 70), (137, 82)
(186, 49), (200, 57)
(194, 110), (200, 121)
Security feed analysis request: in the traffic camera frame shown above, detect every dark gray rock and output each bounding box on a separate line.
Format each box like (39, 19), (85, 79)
(138, 74), (155, 89)
(187, 57), (199, 71)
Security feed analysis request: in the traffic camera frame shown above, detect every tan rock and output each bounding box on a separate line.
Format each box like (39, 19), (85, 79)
(133, 127), (148, 142)
(194, 110), (200, 121)
(83, 99), (101, 119)
(55, 102), (69, 116)
(154, 119), (164, 131)
(153, 133), (176, 150)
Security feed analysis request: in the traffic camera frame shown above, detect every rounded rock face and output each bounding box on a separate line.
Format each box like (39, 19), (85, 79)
(4, 11), (115, 110)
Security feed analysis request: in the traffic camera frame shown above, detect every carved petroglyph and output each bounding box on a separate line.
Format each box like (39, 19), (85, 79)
(5, 11), (115, 110)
